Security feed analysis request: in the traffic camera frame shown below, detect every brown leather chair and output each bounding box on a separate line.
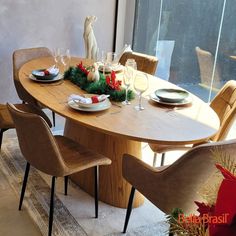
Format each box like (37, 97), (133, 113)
(119, 51), (158, 75)
(195, 46), (221, 90)
(12, 47), (56, 126)
(122, 139), (236, 233)
(0, 103), (52, 149)
(150, 80), (236, 166)
(7, 103), (111, 236)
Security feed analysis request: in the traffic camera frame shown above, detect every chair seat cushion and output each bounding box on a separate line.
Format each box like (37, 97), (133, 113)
(149, 143), (192, 153)
(55, 135), (111, 176)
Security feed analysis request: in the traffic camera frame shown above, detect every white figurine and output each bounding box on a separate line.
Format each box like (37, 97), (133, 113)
(87, 63), (100, 82)
(83, 16), (98, 60)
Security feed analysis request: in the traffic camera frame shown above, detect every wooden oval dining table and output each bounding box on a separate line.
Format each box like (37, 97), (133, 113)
(19, 56), (220, 208)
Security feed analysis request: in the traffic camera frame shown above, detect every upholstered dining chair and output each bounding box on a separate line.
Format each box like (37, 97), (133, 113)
(12, 47), (56, 126)
(7, 103), (111, 236)
(195, 46), (221, 90)
(119, 51), (158, 75)
(0, 103), (52, 150)
(122, 139), (236, 233)
(150, 80), (236, 167)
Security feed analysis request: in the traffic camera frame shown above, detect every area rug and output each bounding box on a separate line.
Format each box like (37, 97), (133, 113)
(0, 136), (168, 236)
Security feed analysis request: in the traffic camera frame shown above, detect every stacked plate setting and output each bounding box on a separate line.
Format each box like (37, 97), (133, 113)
(150, 88), (191, 105)
(68, 94), (111, 112)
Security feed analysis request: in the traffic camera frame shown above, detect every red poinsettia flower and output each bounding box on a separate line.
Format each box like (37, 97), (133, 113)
(195, 201), (215, 216)
(194, 164), (236, 236)
(105, 71), (121, 91)
(77, 61), (89, 75)
(215, 163), (236, 181)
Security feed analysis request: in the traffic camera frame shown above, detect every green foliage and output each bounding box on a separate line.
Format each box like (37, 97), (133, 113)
(64, 66), (135, 102)
(211, 147), (236, 175)
(167, 208), (207, 236)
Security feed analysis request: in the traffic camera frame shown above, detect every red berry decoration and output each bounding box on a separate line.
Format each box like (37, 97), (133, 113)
(44, 70), (50, 75)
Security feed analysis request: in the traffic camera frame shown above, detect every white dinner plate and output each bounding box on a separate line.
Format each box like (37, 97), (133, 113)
(72, 94), (109, 108)
(149, 93), (192, 106)
(29, 74), (63, 83)
(68, 99), (111, 112)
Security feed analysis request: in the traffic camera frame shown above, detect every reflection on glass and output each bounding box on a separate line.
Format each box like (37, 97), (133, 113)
(132, 0), (233, 102)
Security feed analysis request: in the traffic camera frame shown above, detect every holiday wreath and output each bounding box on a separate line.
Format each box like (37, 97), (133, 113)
(64, 62), (135, 102)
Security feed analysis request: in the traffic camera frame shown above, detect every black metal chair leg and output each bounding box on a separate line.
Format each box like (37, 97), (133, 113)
(152, 152), (157, 167)
(0, 128), (8, 150)
(19, 162), (30, 210)
(52, 111), (56, 127)
(48, 176), (56, 236)
(94, 166), (99, 218)
(123, 186), (136, 233)
(160, 153), (166, 166)
(64, 176), (68, 196)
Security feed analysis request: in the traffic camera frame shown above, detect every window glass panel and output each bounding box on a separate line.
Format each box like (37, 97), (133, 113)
(133, 0), (234, 102)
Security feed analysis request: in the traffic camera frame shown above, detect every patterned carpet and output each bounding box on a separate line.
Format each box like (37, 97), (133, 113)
(0, 136), (168, 236)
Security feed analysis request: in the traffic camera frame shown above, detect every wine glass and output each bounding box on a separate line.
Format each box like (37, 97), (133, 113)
(99, 50), (106, 75)
(122, 59), (137, 105)
(60, 49), (71, 72)
(134, 72), (149, 111)
(106, 52), (117, 70)
(52, 48), (61, 68)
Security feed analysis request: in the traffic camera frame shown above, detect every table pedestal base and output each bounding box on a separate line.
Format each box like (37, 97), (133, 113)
(64, 119), (144, 208)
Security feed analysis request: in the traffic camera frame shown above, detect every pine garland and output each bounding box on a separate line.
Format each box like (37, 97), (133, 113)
(64, 64), (135, 102)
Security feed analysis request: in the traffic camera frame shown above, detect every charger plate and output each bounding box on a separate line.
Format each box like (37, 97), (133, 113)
(68, 99), (111, 112)
(150, 93), (192, 106)
(29, 74), (63, 83)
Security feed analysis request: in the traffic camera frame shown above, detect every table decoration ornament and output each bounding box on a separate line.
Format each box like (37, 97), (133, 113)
(83, 16), (98, 60)
(167, 149), (236, 236)
(64, 62), (134, 102)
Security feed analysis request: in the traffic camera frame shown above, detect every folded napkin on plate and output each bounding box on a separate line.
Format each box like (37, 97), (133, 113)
(34, 65), (59, 76)
(69, 94), (109, 104)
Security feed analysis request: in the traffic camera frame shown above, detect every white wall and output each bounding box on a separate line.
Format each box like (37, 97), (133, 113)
(0, 0), (116, 102)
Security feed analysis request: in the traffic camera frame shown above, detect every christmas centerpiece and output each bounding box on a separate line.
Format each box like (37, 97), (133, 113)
(167, 149), (236, 236)
(64, 62), (135, 102)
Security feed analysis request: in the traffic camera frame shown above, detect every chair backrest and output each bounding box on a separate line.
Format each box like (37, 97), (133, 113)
(210, 80), (236, 141)
(0, 104), (14, 128)
(119, 51), (158, 75)
(123, 139), (236, 214)
(195, 46), (221, 87)
(7, 103), (67, 177)
(12, 47), (52, 103)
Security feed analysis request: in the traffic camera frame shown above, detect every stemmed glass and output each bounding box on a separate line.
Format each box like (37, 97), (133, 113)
(106, 52), (117, 71)
(60, 49), (71, 73)
(100, 50), (106, 75)
(52, 48), (61, 68)
(122, 59), (137, 105)
(134, 72), (149, 111)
